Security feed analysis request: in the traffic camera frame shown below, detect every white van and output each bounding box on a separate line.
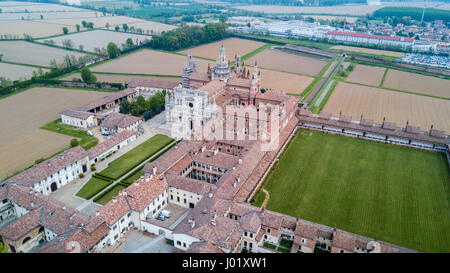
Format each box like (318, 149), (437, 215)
(160, 210), (171, 218)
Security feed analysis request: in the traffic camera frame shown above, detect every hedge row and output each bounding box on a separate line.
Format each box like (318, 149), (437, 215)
(93, 172), (115, 181)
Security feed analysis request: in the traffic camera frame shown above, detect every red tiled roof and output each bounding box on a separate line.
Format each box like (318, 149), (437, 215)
(127, 78), (179, 89)
(88, 130), (136, 159)
(327, 31), (414, 42)
(6, 146), (89, 187)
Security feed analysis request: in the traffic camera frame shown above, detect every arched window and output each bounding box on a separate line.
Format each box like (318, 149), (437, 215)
(23, 237), (31, 244)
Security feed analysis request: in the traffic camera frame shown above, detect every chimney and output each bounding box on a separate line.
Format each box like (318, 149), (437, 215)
(214, 148), (218, 156)
(60, 155), (64, 160)
(152, 166), (157, 175)
(62, 206), (66, 210)
(145, 177), (150, 182)
(191, 220), (196, 229)
(112, 198), (117, 203)
(430, 124), (434, 134)
(96, 212), (100, 217)
(47, 162), (51, 168)
(135, 182), (139, 187)
(201, 145), (206, 153)
(122, 191), (127, 197)
(233, 182), (237, 188)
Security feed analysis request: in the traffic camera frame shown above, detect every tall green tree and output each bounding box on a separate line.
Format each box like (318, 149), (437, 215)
(107, 42), (120, 59)
(80, 67), (97, 83)
(62, 27), (69, 35)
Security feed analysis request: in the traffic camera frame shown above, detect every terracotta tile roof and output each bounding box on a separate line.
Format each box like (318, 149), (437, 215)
(239, 211), (261, 233)
(187, 241), (224, 253)
(125, 175), (167, 212)
(96, 194), (131, 226)
(88, 130), (136, 159)
(227, 77), (252, 88)
(77, 88), (136, 112)
(295, 219), (319, 240)
(331, 230), (356, 251)
(59, 109), (94, 119)
(127, 78), (179, 89)
(6, 146), (89, 187)
(166, 173), (216, 196)
(260, 210), (283, 230)
(327, 31), (414, 42)
(0, 208), (42, 241)
(192, 150), (239, 170)
(197, 79), (226, 98)
(166, 154), (193, 174)
(101, 113), (142, 130)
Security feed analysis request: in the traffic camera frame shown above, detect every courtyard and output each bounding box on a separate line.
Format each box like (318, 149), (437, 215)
(253, 129), (450, 253)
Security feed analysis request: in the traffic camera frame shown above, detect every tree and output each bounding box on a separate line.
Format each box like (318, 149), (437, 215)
(107, 42), (120, 59)
(105, 22), (110, 29)
(0, 242), (8, 253)
(123, 24), (128, 32)
(219, 14), (227, 23)
(115, 25), (120, 31)
(70, 139), (79, 147)
(119, 100), (131, 114)
(79, 44), (84, 51)
(62, 27), (69, 35)
(40, 14), (43, 20)
(125, 38), (134, 49)
(87, 22), (94, 29)
(81, 20), (87, 28)
(76, 24), (80, 32)
(62, 39), (74, 49)
(80, 67), (96, 83)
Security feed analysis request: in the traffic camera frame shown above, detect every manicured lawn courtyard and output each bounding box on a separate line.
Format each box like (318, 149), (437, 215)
(76, 177), (113, 200)
(256, 129), (449, 253)
(98, 134), (173, 180)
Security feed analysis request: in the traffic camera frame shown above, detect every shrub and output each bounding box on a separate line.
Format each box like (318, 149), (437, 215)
(79, 173), (84, 178)
(70, 138), (79, 147)
(35, 158), (45, 164)
(91, 165), (96, 171)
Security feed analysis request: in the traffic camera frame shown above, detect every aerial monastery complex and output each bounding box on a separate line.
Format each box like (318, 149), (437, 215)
(1, 44), (447, 254)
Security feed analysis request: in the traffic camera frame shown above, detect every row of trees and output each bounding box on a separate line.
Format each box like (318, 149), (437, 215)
(119, 91), (166, 120)
(149, 22), (228, 51)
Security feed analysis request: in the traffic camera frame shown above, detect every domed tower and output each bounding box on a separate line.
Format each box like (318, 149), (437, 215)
(211, 44), (231, 82)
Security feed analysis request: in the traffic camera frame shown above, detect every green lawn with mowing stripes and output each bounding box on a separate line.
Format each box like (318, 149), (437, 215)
(98, 134), (173, 180)
(261, 129), (449, 253)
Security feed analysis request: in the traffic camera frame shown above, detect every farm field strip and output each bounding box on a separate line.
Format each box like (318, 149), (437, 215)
(258, 129), (450, 252)
(331, 45), (405, 58)
(91, 48), (213, 76)
(60, 72), (181, 84)
(383, 69), (450, 99)
(0, 87), (107, 179)
(40, 30), (151, 52)
(322, 82), (450, 133)
(178, 37), (266, 60)
(346, 64), (387, 86)
(246, 48), (328, 77)
(0, 40), (89, 67)
(0, 62), (49, 81)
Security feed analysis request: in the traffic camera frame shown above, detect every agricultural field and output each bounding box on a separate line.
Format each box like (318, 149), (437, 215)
(40, 30), (151, 52)
(0, 62), (49, 81)
(0, 87), (107, 179)
(0, 11), (100, 20)
(258, 129), (449, 252)
(179, 38), (266, 60)
(246, 49), (328, 77)
(331, 45), (405, 58)
(0, 40), (88, 67)
(235, 4), (384, 15)
(322, 82), (450, 133)
(91, 49), (212, 76)
(43, 15), (144, 28)
(345, 64), (386, 86)
(383, 69), (450, 99)
(306, 15), (359, 23)
(0, 20), (77, 39)
(0, 3), (85, 12)
(127, 20), (177, 35)
(61, 73), (181, 84)
(259, 69), (313, 95)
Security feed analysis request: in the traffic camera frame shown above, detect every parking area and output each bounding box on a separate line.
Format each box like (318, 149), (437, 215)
(117, 230), (174, 253)
(146, 203), (189, 229)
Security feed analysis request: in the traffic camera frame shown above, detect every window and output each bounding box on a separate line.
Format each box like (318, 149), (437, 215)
(267, 228), (271, 233)
(301, 238), (307, 244)
(170, 195), (173, 200)
(177, 241), (181, 246)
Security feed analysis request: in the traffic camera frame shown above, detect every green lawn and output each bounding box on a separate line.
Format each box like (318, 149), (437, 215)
(76, 177), (113, 200)
(41, 119), (98, 150)
(99, 134), (173, 180)
(258, 129), (449, 253)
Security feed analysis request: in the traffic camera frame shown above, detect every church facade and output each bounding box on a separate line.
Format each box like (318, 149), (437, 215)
(165, 44), (298, 143)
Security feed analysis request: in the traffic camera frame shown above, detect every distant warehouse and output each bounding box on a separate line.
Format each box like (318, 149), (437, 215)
(326, 31), (414, 49)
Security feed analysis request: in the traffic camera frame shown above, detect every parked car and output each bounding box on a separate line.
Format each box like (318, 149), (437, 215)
(161, 210), (171, 218)
(156, 214), (166, 221)
(86, 130), (93, 136)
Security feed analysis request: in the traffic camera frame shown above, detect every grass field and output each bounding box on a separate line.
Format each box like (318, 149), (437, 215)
(98, 134), (173, 180)
(257, 129), (449, 252)
(76, 177), (113, 200)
